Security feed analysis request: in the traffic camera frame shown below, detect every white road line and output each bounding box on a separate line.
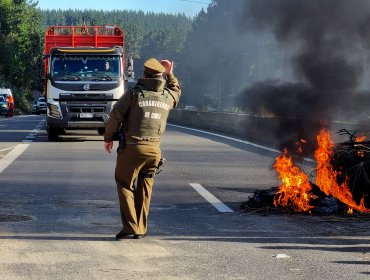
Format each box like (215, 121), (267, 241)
(21, 119), (45, 143)
(168, 123), (315, 163)
(169, 123), (280, 153)
(189, 183), (233, 213)
(0, 144), (30, 174)
(0, 146), (16, 153)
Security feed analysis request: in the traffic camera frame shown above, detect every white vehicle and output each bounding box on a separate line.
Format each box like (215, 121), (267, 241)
(0, 88), (14, 117)
(31, 100), (37, 114)
(184, 105), (198, 111)
(33, 97), (47, 114)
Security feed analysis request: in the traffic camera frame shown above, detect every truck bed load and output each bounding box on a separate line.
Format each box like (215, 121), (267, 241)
(44, 25), (124, 52)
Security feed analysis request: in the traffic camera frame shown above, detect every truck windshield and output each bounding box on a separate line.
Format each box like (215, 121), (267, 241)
(51, 55), (121, 81)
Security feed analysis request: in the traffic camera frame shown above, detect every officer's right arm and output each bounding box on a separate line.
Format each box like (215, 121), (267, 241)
(166, 73), (181, 107)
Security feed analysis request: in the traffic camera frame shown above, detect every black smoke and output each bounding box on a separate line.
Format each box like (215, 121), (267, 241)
(237, 0), (370, 152)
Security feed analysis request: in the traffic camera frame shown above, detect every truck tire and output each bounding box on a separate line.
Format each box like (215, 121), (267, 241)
(97, 128), (105, 135)
(48, 127), (60, 141)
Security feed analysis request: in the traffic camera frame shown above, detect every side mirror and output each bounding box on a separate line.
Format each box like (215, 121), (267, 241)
(127, 57), (134, 80)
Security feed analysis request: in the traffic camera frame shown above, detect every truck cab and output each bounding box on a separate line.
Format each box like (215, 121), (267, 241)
(43, 25), (126, 141)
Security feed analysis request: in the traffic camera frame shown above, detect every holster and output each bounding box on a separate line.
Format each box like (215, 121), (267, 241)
(138, 157), (165, 178)
(116, 133), (126, 153)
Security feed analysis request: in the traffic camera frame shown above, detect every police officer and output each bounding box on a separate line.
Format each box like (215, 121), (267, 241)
(103, 58), (181, 239)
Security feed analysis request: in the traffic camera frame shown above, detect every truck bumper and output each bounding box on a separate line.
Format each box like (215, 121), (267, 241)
(47, 97), (114, 129)
(47, 113), (109, 129)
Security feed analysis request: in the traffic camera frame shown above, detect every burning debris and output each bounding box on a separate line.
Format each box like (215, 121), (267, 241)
(243, 129), (370, 215)
(238, 1), (370, 216)
(331, 129), (370, 208)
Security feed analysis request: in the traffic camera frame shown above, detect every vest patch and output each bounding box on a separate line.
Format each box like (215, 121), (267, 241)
(144, 112), (162, 120)
(138, 100), (170, 111)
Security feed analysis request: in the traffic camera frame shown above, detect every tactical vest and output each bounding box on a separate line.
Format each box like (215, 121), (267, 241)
(125, 85), (173, 139)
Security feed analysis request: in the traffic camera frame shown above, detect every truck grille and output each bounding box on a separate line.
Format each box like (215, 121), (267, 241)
(68, 107), (105, 113)
(69, 116), (104, 122)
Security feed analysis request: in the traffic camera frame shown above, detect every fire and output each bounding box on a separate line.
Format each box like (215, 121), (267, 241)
(354, 135), (367, 158)
(355, 135), (366, 142)
(274, 150), (313, 212)
(274, 129), (370, 214)
(314, 130), (369, 213)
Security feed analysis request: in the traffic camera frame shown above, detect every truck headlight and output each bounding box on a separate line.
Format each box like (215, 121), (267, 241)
(47, 102), (61, 118)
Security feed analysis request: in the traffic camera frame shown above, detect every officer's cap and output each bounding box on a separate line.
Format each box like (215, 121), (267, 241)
(144, 58), (166, 76)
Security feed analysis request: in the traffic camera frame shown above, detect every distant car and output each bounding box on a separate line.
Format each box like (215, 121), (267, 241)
(31, 100), (37, 114)
(0, 88), (14, 117)
(0, 96), (8, 116)
(206, 107), (218, 112)
(35, 97), (47, 114)
(184, 105), (198, 111)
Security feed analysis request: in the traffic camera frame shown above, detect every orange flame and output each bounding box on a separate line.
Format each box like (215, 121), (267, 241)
(314, 130), (369, 213)
(355, 135), (366, 142)
(354, 135), (367, 157)
(274, 150), (313, 212)
(274, 129), (370, 214)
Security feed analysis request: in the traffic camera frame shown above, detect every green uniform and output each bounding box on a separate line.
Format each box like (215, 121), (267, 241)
(104, 72), (181, 235)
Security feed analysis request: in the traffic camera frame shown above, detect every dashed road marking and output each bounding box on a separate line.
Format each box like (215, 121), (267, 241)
(0, 143), (30, 174)
(0, 119), (45, 173)
(22, 119), (46, 143)
(189, 183), (233, 213)
(0, 146), (16, 153)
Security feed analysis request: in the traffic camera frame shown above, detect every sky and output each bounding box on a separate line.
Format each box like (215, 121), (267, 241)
(36, 0), (211, 17)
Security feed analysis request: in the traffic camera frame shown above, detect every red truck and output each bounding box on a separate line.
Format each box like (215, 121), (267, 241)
(43, 25), (131, 141)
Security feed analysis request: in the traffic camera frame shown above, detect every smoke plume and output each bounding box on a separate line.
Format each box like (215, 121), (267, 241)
(238, 0), (370, 151)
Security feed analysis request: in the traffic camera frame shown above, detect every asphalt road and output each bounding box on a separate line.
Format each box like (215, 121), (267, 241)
(0, 115), (369, 280)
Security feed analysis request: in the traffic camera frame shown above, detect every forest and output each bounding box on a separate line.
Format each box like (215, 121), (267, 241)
(2, 0), (367, 120)
(0, 0), (281, 113)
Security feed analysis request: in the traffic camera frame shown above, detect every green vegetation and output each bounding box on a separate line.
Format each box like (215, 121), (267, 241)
(42, 9), (192, 64)
(0, 0), (263, 114)
(0, 2), (193, 113)
(0, 0), (43, 112)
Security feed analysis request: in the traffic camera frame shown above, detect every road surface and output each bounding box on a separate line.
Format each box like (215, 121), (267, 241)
(0, 115), (369, 280)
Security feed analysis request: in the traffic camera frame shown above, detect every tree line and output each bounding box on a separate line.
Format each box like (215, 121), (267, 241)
(0, 0), (281, 113)
(0, 0), (43, 111)
(0, 0), (193, 112)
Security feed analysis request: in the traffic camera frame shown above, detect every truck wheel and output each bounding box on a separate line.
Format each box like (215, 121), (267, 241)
(97, 128), (105, 135)
(48, 127), (60, 141)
